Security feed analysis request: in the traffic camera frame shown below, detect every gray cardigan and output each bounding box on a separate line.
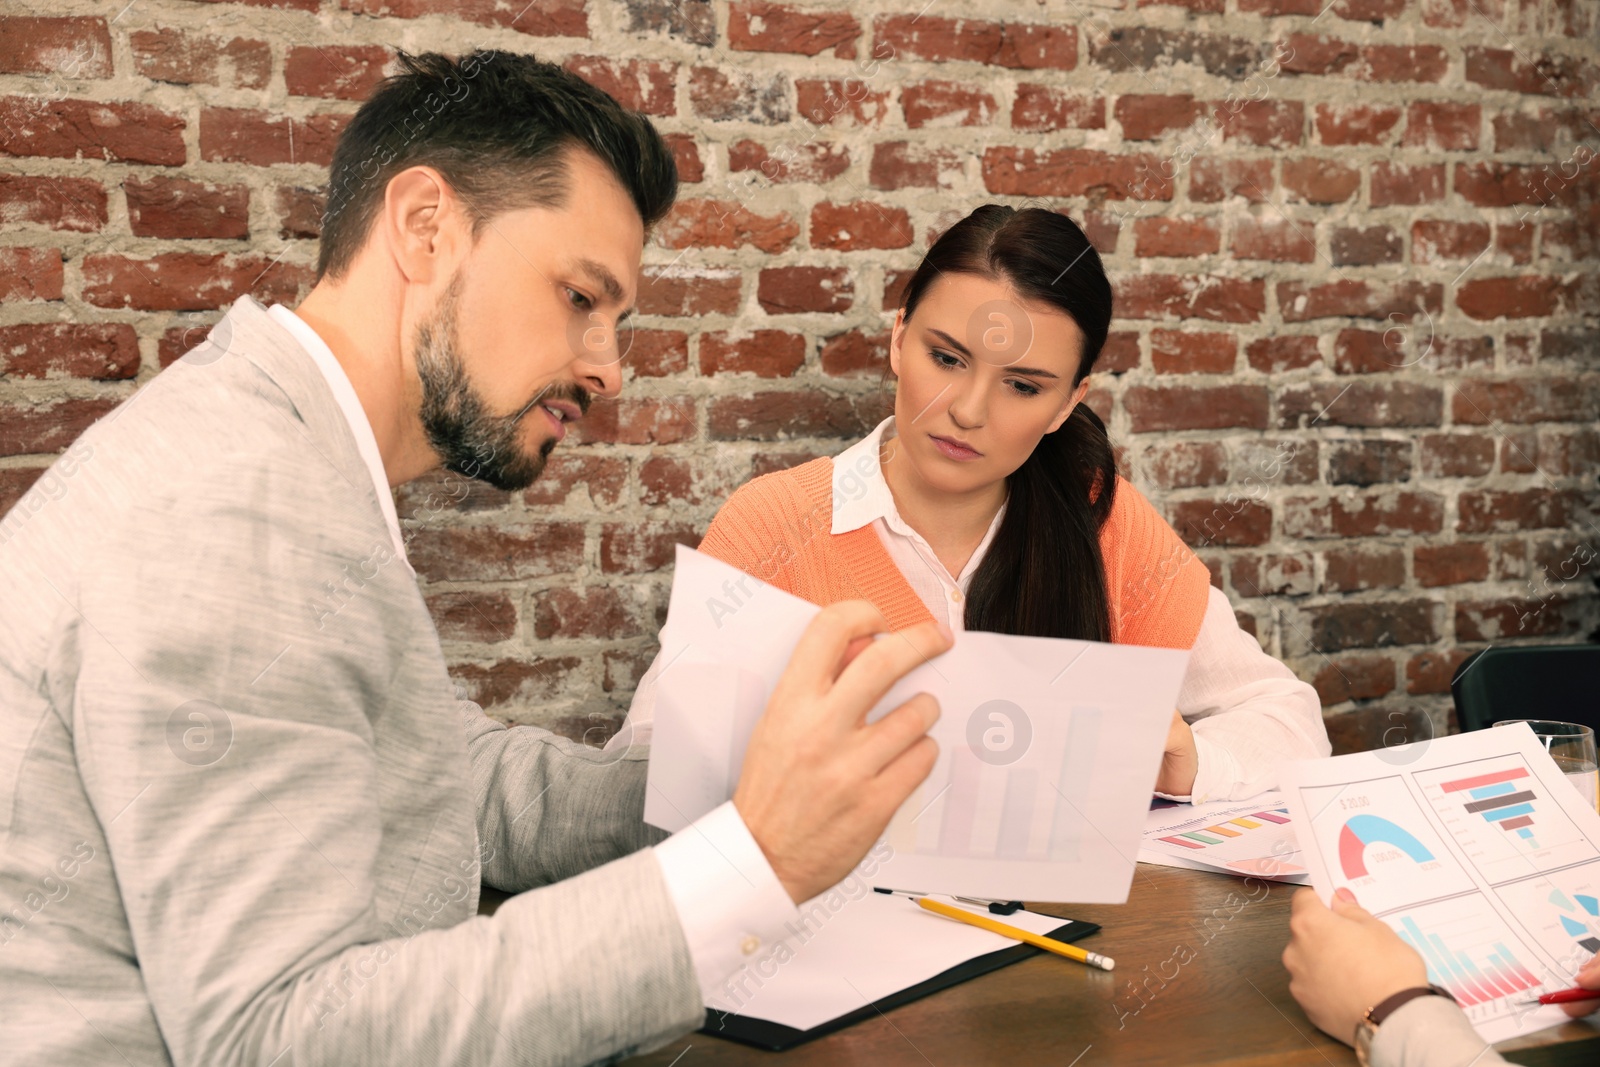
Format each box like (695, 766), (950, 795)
(0, 294), (699, 1065)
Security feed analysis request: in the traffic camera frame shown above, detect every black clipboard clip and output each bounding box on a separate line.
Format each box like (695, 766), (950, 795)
(873, 886), (1024, 915)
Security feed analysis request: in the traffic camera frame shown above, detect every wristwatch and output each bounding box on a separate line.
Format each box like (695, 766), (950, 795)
(1353, 984), (1456, 1065)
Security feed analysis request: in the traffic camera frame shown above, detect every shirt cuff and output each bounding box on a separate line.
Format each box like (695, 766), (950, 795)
(1369, 992), (1494, 1067)
(653, 800), (800, 991)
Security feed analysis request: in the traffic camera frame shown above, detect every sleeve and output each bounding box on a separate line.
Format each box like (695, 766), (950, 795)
(1102, 476), (1214, 651)
(68, 453), (704, 1067)
(1370, 994), (1507, 1067)
(1170, 586), (1331, 803)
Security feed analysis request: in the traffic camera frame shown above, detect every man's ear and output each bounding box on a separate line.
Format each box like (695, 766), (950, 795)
(1046, 377), (1092, 435)
(888, 307), (906, 377)
(382, 165), (466, 287)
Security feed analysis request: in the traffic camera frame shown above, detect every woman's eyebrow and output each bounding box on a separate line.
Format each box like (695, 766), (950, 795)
(928, 327), (1060, 378)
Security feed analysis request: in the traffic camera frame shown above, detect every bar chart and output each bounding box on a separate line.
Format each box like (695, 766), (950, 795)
(1418, 756), (1596, 883)
(1390, 895), (1549, 1021)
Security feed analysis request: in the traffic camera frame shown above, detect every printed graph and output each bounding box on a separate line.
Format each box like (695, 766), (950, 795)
(1496, 861), (1600, 973)
(1418, 757), (1597, 883)
(1339, 815), (1435, 878)
(1386, 895), (1551, 1023)
(1155, 806), (1305, 877)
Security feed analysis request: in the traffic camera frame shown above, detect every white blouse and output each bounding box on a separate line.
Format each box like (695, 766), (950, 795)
(615, 417), (1332, 803)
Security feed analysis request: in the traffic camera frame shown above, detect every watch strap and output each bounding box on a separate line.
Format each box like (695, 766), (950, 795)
(1366, 983), (1456, 1027)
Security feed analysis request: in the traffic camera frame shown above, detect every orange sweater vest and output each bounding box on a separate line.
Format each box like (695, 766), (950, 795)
(697, 457), (1213, 650)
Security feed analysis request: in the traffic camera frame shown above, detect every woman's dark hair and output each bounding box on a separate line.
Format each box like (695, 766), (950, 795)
(897, 205), (1118, 642)
(316, 50), (679, 282)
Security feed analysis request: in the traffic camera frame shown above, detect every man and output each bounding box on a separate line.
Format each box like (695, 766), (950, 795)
(0, 50), (950, 1065)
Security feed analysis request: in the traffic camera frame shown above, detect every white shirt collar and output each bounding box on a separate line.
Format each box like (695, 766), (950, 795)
(267, 304), (410, 571)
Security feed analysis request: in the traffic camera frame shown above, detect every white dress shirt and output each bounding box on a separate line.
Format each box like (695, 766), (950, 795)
(270, 304), (798, 991)
(620, 416), (1330, 806)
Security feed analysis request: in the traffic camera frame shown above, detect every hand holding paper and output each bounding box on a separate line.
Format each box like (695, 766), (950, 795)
(733, 600), (952, 904)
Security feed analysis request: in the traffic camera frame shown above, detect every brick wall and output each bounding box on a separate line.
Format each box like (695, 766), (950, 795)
(1, 1), (1596, 751)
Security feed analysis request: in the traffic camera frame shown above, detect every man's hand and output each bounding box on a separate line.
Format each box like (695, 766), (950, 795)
(733, 601), (953, 905)
(1282, 887), (1429, 1044)
(1154, 710), (1198, 796)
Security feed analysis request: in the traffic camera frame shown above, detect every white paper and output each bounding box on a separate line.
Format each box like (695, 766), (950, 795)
(1281, 724), (1600, 1044)
(1138, 791), (1310, 883)
(643, 546), (1192, 902)
(703, 890), (1077, 1032)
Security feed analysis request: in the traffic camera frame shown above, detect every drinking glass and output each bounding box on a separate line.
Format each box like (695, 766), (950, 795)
(1493, 719), (1599, 812)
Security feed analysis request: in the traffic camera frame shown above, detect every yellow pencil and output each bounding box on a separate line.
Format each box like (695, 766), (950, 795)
(915, 896), (1115, 971)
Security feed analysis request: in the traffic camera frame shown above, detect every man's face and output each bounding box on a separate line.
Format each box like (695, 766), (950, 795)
(412, 148), (642, 490)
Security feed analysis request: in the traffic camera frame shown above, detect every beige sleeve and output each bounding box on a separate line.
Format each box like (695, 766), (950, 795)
(1370, 994), (1507, 1067)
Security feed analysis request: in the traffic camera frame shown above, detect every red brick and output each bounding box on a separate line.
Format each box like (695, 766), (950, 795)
(1303, 598), (1438, 652)
(1456, 161), (1579, 207)
(639, 456), (696, 507)
(1370, 162), (1445, 206)
(1097, 331), (1141, 374)
(1282, 33), (1359, 75)
(1414, 543), (1489, 587)
(1230, 552), (1315, 597)
(901, 80), (997, 128)
(1277, 279), (1443, 322)
(820, 329), (888, 377)
(1360, 45), (1448, 83)
(875, 14), (1074, 70)
(982, 148), (1174, 201)
(869, 142), (962, 190)
(0, 397), (119, 457)
(637, 266), (741, 315)
(728, 1), (859, 57)
(0, 97), (185, 165)
(810, 201), (912, 250)
(623, 328), (688, 377)
(1315, 103), (1401, 146)
(450, 657), (582, 710)
(0, 467), (46, 517)
(1332, 226), (1403, 266)
(563, 56), (677, 115)
(689, 66), (788, 124)
(796, 78), (891, 127)
(276, 185), (325, 240)
(131, 28), (271, 89)
(1133, 217), (1221, 258)
(286, 44), (392, 101)
(338, 0), (588, 36)
(1456, 377), (1595, 424)
(1327, 439), (1413, 485)
(1246, 336), (1321, 373)
(82, 252), (311, 312)
(1457, 594), (1590, 641)
(1332, 328), (1405, 374)
(1459, 488), (1586, 533)
(1322, 547), (1406, 591)
(125, 176), (249, 240)
(1190, 157), (1273, 203)
(1218, 100), (1304, 148)
(1125, 384), (1269, 431)
(1419, 433), (1495, 477)
(1313, 655), (1396, 705)
(1311, 491), (1445, 536)
(1403, 102), (1481, 151)
(0, 248), (64, 302)
(1232, 217), (1317, 262)
(664, 133), (703, 183)
(0, 323), (139, 380)
(730, 140), (849, 183)
(600, 522), (700, 575)
(1412, 220), (1490, 264)
(709, 392), (873, 441)
(699, 329), (806, 377)
(1117, 275), (1266, 323)
(655, 199), (798, 253)
(1406, 648), (1476, 695)
(1277, 382), (1442, 429)
(1011, 86), (1104, 131)
(1492, 106), (1600, 152)
(1282, 158), (1360, 203)
(520, 453), (628, 508)
(1496, 222), (1535, 265)
(0, 174), (106, 233)
(1115, 95), (1204, 141)
(1144, 440), (1229, 488)
(199, 108), (348, 167)
(533, 586), (642, 641)
(396, 468), (515, 519)
(1239, 0), (1321, 12)
(1465, 46), (1596, 99)
(1456, 276), (1582, 320)
(1151, 329), (1235, 374)
(424, 591), (516, 643)
(1088, 27), (1258, 77)
(0, 17), (112, 78)
(1333, 0), (1406, 20)
(758, 267), (853, 314)
(408, 522), (583, 583)
(1171, 498), (1273, 547)
(571, 398), (698, 446)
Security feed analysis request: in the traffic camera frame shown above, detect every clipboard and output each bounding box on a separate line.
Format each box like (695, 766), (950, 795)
(699, 917), (1101, 1051)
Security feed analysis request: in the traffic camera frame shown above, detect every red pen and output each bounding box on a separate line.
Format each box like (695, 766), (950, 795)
(1521, 986), (1600, 1006)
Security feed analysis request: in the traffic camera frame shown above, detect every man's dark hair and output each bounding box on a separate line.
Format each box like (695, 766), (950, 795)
(316, 49), (678, 282)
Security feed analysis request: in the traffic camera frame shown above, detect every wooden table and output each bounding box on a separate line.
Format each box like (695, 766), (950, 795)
(608, 864), (1600, 1067)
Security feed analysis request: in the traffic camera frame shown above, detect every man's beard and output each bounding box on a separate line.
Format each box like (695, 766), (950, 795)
(413, 273), (590, 492)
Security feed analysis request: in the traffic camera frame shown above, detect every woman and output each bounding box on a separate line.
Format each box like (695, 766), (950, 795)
(622, 204), (1329, 802)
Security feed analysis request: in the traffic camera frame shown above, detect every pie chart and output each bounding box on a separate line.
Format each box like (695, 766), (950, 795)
(1339, 814), (1435, 878)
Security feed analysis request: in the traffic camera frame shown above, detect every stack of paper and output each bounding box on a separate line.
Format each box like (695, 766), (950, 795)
(1139, 791), (1310, 883)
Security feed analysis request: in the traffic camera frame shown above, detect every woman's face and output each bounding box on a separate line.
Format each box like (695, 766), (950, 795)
(888, 272), (1091, 497)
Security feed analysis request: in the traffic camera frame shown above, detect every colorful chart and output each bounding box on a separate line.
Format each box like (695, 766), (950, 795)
(1157, 807), (1291, 849)
(1494, 861), (1600, 974)
(1419, 757), (1597, 884)
(1439, 767), (1542, 847)
(1339, 815), (1436, 878)
(1550, 889), (1600, 954)
(1397, 913), (1542, 1007)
